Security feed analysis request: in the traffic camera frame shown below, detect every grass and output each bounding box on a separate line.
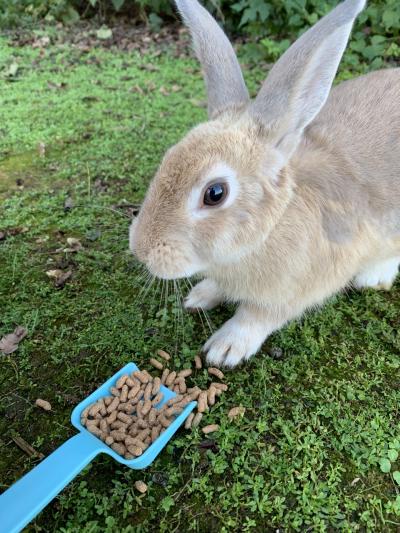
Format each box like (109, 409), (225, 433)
(0, 29), (399, 532)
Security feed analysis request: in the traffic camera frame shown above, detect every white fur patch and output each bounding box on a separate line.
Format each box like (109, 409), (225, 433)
(187, 162), (239, 219)
(354, 257), (400, 289)
(184, 278), (224, 310)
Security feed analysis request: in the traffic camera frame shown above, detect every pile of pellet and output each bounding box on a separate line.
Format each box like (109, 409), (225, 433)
(81, 350), (227, 460)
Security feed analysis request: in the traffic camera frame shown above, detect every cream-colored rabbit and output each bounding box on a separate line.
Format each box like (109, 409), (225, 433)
(129, 0), (400, 367)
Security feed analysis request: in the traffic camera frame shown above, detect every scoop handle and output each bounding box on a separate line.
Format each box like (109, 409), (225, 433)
(0, 431), (103, 533)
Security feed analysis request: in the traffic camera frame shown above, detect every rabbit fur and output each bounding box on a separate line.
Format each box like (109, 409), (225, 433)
(129, 0), (400, 367)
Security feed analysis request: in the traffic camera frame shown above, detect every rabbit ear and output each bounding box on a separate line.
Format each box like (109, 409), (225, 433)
(250, 0), (366, 156)
(175, 0), (249, 118)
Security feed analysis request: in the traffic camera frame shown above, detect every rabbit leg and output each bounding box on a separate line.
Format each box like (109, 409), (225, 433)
(203, 303), (286, 368)
(354, 257), (400, 291)
(184, 278), (225, 311)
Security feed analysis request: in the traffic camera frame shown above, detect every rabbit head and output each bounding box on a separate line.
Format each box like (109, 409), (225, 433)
(129, 0), (366, 280)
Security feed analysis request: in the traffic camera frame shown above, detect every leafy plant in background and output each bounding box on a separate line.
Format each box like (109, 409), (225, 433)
(0, 0), (399, 65)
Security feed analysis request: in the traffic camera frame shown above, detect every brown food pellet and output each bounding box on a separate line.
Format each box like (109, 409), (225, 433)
(207, 386), (217, 406)
(211, 382), (228, 392)
(106, 410), (118, 424)
(86, 419), (100, 428)
(173, 385), (180, 393)
(117, 412), (132, 424)
(110, 430), (126, 441)
(137, 418), (148, 429)
(125, 453), (134, 460)
(142, 369), (153, 381)
(202, 424), (219, 434)
(177, 377), (187, 394)
(184, 413), (195, 429)
(152, 392), (164, 406)
(192, 412), (203, 427)
(160, 415), (172, 428)
(187, 387), (201, 400)
(137, 428), (151, 441)
(149, 358), (164, 370)
(125, 436), (146, 449)
(104, 397), (113, 407)
(165, 406), (183, 417)
(178, 368), (192, 378)
(129, 426), (139, 437)
(127, 445), (143, 457)
(157, 349), (171, 361)
(151, 425), (161, 441)
(165, 371), (177, 387)
(166, 395), (183, 406)
(142, 400), (152, 416)
(88, 402), (103, 417)
(87, 425), (102, 437)
(144, 382), (153, 401)
(107, 397), (120, 413)
(197, 391), (208, 413)
(161, 368), (170, 384)
(134, 480), (148, 493)
(151, 377), (161, 396)
(208, 367), (224, 380)
(116, 374), (128, 389)
(132, 371), (149, 384)
(105, 436), (114, 446)
(148, 408), (157, 425)
(110, 387), (120, 397)
(100, 419), (109, 433)
(120, 384), (128, 403)
(126, 377), (136, 388)
(111, 442), (126, 455)
(136, 400), (144, 418)
(194, 355), (202, 369)
(128, 383), (141, 400)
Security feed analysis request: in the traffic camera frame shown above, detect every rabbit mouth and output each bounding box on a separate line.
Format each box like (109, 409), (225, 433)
(129, 220), (206, 280)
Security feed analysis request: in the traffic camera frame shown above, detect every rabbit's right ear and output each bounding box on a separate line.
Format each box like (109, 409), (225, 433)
(250, 0), (366, 158)
(175, 0), (249, 119)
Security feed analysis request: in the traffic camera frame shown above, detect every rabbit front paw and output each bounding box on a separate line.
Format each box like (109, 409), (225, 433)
(184, 278), (224, 311)
(203, 316), (268, 368)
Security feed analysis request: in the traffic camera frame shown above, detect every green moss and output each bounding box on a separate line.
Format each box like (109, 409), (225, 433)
(0, 32), (399, 532)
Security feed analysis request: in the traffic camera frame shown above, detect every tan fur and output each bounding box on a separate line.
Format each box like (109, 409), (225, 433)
(130, 1), (400, 366)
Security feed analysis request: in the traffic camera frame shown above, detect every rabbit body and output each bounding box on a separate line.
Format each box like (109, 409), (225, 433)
(130, 0), (400, 366)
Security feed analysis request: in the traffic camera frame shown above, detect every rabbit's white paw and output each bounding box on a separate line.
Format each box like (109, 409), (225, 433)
(203, 316), (267, 367)
(184, 278), (224, 311)
(354, 257), (400, 290)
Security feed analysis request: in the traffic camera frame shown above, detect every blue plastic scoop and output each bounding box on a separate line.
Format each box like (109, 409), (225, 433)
(0, 362), (196, 533)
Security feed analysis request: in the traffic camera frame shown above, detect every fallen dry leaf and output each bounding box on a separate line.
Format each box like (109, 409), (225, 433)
(159, 86), (170, 96)
(38, 142), (46, 158)
(64, 237), (83, 252)
(46, 269), (72, 288)
(0, 326), (28, 355)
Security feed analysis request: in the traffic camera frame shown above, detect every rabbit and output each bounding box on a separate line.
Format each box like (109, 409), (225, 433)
(129, 0), (400, 368)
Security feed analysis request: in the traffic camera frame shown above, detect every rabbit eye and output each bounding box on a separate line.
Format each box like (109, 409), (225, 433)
(203, 182), (228, 207)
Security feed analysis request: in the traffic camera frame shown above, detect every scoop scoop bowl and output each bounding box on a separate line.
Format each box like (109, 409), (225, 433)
(0, 362), (196, 533)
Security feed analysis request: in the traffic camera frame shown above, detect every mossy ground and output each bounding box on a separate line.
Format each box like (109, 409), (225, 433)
(0, 28), (399, 533)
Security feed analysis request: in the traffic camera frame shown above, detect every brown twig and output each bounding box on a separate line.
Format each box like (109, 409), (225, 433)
(11, 434), (45, 460)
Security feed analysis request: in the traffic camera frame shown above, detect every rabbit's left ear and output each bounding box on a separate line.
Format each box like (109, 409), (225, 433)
(175, 0), (249, 118)
(250, 0), (366, 158)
